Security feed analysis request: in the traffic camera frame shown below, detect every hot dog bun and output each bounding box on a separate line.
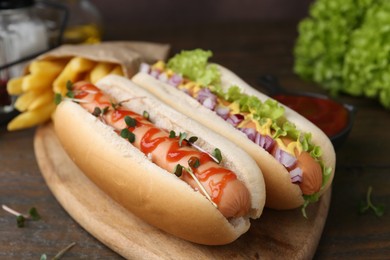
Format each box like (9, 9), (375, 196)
(52, 75), (265, 245)
(132, 63), (336, 210)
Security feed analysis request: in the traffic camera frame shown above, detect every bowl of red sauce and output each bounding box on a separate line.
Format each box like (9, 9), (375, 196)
(258, 75), (356, 149)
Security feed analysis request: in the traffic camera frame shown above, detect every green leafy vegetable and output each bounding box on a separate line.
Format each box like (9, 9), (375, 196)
(294, 0), (390, 109)
(359, 186), (385, 217)
(167, 49), (221, 87)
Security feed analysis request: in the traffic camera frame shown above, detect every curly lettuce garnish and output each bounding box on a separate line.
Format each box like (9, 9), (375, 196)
(167, 49), (221, 87)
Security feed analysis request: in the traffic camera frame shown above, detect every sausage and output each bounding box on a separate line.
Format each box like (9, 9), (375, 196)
(72, 82), (251, 218)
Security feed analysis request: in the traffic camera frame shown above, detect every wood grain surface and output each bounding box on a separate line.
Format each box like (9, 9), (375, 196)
(33, 123), (330, 260)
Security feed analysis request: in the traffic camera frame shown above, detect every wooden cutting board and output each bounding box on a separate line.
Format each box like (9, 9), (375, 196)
(34, 123), (331, 260)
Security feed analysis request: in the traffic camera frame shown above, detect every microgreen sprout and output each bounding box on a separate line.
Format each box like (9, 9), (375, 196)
(92, 106), (109, 117)
(178, 132), (187, 147)
(169, 130), (176, 138)
(359, 186), (385, 217)
(173, 164), (183, 177)
(120, 128), (135, 143)
(2, 205), (41, 228)
(143, 110), (150, 120)
(188, 156), (200, 169)
(212, 148), (222, 164)
(54, 93), (63, 105)
(124, 115), (137, 127)
(188, 136), (198, 144)
(41, 242), (76, 260)
(65, 80), (74, 98)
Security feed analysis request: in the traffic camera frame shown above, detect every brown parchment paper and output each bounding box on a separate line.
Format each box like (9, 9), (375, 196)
(32, 41), (170, 78)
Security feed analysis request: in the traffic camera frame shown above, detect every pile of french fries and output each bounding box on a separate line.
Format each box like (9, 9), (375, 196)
(6, 57), (124, 131)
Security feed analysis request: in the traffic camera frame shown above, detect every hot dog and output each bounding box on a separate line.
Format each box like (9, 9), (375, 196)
(131, 49), (336, 213)
(52, 75), (265, 245)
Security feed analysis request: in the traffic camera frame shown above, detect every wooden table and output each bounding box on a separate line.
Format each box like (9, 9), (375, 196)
(1, 21), (389, 259)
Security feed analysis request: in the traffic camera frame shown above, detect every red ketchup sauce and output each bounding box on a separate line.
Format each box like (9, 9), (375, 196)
(73, 82), (236, 205)
(272, 94), (349, 137)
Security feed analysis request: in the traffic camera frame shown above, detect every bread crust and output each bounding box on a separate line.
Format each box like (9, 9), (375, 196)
(132, 65), (336, 210)
(53, 75), (265, 245)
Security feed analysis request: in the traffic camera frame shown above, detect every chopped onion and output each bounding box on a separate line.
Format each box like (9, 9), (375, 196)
(168, 74), (183, 87)
(197, 88), (217, 110)
(239, 127), (257, 142)
(226, 114), (244, 126)
(274, 148), (297, 168)
(255, 133), (275, 153)
(150, 69), (160, 78)
(289, 167), (303, 183)
(215, 105), (230, 119)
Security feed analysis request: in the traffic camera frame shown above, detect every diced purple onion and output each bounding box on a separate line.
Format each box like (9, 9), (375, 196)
(274, 148), (297, 168)
(254, 133), (275, 153)
(215, 105), (230, 119)
(239, 127), (257, 142)
(289, 167), (303, 183)
(197, 88), (217, 110)
(226, 113), (244, 126)
(202, 97), (217, 110)
(150, 69), (160, 78)
(168, 74), (183, 87)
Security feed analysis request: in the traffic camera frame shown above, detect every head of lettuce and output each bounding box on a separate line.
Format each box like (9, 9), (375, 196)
(294, 0), (390, 109)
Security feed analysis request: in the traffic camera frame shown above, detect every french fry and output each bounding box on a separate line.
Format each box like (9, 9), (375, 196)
(29, 60), (67, 76)
(53, 57), (96, 95)
(28, 90), (54, 110)
(22, 73), (57, 92)
(90, 62), (115, 83)
(6, 77), (24, 95)
(7, 102), (56, 131)
(109, 65), (124, 76)
(14, 90), (43, 112)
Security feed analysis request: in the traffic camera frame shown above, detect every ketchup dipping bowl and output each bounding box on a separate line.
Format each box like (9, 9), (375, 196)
(258, 75), (356, 149)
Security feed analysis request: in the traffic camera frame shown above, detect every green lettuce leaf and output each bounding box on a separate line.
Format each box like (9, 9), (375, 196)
(167, 49), (221, 87)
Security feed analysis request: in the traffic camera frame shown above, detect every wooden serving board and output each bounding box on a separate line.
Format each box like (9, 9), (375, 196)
(34, 123), (331, 260)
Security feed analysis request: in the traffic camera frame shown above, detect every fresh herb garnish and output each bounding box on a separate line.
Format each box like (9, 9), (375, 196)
(92, 107), (102, 117)
(2, 205), (41, 228)
(41, 242), (77, 260)
(188, 156), (200, 169)
(188, 136), (198, 143)
(120, 128), (135, 143)
(91, 106), (109, 117)
(178, 132), (187, 147)
(65, 80), (74, 98)
(54, 93), (63, 105)
(169, 130), (176, 138)
(212, 148), (222, 164)
(359, 186), (385, 217)
(124, 115), (137, 127)
(143, 110), (150, 120)
(173, 164), (183, 177)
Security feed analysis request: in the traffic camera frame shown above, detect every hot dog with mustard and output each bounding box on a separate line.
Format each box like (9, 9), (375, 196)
(131, 49), (336, 214)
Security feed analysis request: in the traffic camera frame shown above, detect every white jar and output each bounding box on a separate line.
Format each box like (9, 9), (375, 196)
(0, 0), (48, 114)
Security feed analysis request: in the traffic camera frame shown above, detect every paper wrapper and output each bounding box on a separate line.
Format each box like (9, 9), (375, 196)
(31, 41), (171, 77)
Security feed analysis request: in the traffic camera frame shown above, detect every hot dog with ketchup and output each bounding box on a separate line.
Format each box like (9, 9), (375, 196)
(131, 49), (336, 214)
(52, 75), (265, 245)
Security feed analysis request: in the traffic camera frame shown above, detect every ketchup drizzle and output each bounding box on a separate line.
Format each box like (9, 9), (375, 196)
(73, 82), (238, 206)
